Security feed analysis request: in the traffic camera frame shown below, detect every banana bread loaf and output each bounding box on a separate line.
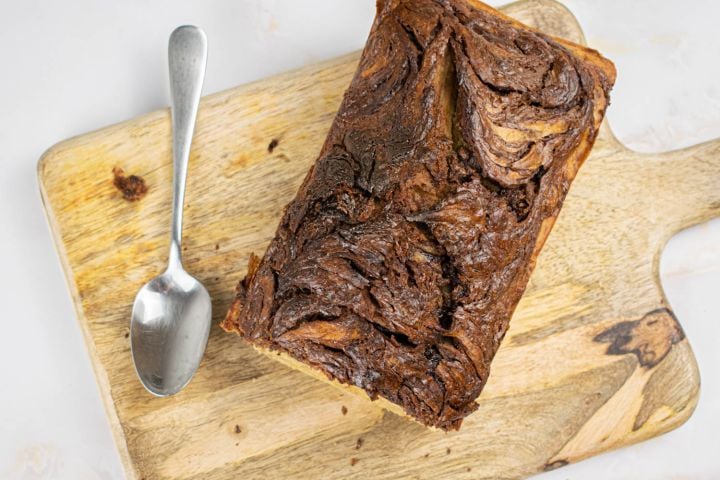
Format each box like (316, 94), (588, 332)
(222, 0), (615, 430)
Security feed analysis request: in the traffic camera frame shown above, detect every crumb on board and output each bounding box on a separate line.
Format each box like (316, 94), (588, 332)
(466, 467), (472, 472)
(355, 438), (364, 450)
(112, 167), (147, 201)
(124, 332), (129, 339)
(424, 453), (429, 458)
(341, 406), (348, 415)
(235, 425), (241, 434)
(350, 458), (359, 467)
(268, 138), (279, 153)
(446, 447), (451, 455)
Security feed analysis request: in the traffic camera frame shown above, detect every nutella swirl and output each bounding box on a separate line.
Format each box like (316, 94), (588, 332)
(223, 0), (614, 430)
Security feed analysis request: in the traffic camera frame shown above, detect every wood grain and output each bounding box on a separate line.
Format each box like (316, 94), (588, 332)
(38, 1), (715, 478)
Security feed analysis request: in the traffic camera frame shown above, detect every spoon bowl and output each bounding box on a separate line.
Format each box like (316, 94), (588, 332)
(131, 269), (211, 396)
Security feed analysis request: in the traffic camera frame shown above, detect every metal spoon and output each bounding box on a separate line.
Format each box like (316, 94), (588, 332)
(130, 25), (211, 396)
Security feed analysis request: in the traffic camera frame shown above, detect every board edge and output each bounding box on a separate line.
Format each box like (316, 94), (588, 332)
(37, 146), (140, 480)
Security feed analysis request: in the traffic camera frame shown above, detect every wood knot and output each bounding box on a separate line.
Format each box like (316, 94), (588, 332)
(544, 459), (568, 471)
(594, 308), (685, 368)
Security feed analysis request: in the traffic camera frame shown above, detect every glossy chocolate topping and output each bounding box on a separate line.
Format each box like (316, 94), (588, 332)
(223, 0), (614, 430)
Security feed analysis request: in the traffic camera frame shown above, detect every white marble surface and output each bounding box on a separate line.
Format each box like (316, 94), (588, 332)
(0, 1), (718, 478)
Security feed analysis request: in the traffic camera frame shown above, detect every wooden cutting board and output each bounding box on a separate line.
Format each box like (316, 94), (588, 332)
(38, 1), (718, 478)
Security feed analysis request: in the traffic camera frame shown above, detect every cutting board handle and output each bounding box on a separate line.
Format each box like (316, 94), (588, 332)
(598, 120), (720, 246)
(642, 137), (720, 240)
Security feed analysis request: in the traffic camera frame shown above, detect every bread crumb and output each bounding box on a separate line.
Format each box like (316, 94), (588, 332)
(341, 406), (348, 415)
(112, 167), (148, 201)
(350, 458), (358, 466)
(355, 438), (364, 450)
(268, 138), (279, 153)
(234, 425), (241, 434)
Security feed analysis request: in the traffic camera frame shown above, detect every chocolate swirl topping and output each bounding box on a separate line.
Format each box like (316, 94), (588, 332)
(223, 0), (615, 430)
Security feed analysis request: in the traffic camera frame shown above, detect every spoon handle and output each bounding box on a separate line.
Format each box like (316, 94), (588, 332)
(168, 25), (207, 269)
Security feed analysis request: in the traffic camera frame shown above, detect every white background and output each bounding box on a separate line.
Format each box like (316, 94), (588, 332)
(1, 1), (719, 478)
